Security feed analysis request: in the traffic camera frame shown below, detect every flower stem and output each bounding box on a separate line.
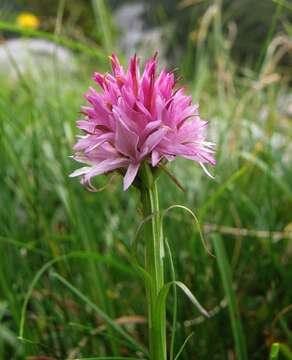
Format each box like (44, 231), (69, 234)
(140, 166), (166, 360)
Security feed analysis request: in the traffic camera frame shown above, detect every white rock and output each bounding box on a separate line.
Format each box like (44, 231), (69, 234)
(0, 38), (77, 81)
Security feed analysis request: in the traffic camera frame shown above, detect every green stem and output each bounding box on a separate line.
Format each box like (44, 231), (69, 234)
(140, 166), (166, 360)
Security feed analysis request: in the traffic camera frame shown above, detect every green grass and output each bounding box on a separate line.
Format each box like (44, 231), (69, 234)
(0, 1), (292, 359)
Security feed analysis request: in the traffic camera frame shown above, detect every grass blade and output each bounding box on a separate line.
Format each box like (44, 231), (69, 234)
(174, 332), (194, 360)
(212, 234), (248, 360)
(51, 272), (148, 356)
(0, 21), (105, 59)
(18, 252), (135, 340)
(91, 0), (114, 53)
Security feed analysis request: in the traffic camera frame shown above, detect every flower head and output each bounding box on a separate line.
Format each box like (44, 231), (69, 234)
(16, 12), (40, 29)
(70, 53), (215, 190)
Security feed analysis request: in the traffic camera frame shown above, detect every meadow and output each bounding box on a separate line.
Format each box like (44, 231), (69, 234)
(0, 1), (292, 359)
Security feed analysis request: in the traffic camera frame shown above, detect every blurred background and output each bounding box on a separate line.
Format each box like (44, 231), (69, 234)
(0, 0), (291, 359)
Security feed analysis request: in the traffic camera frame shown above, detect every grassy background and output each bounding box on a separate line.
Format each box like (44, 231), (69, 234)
(0, 0), (292, 359)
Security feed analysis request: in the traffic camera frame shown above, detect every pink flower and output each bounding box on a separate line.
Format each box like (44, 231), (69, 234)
(70, 53), (215, 190)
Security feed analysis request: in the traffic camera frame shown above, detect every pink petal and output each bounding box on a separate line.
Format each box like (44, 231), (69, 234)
(76, 120), (97, 134)
(110, 53), (125, 77)
(115, 117), (139, 159)
(74, 136), (94, 151)
(69, 166), (91, 177)
(151, 150), (162, 166)
(84, 133), (114, 153)
(93, 72), (106, 89)
(83, 158), (129, 183)
(140, 127), (168, 158)
(123, 163), (140, 190)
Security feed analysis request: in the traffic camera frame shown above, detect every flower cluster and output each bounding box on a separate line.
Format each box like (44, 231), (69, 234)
(70, 54), (215, 190)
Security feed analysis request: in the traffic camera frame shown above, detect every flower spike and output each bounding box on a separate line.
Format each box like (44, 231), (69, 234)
(70, 53), (215, 190)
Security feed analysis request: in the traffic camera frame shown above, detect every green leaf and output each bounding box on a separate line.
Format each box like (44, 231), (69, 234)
(278, 343), (292, 360)
(156, 281), (209, 318)
(270, 343), (280, 360)
(164, 238), (177, 360)
(154, 280), (208, 359)
(162, 204), (212, 256)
